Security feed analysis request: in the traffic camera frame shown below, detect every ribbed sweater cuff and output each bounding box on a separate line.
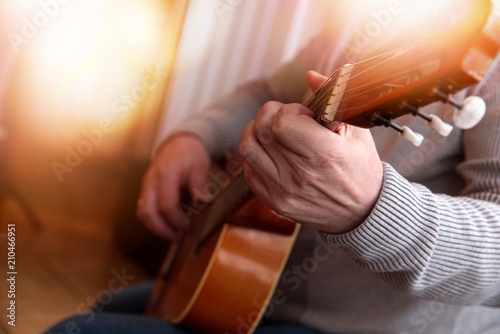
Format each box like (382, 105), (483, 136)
(321, 162), (439, 276)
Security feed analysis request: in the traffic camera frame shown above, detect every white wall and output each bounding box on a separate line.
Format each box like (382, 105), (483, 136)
(154, 0), (326, 147)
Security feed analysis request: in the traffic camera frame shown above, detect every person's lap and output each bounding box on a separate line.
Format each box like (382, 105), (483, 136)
(43, 281), (317, 334)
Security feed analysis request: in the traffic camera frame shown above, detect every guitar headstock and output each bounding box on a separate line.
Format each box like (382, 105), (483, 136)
(307, 0), (500, 146)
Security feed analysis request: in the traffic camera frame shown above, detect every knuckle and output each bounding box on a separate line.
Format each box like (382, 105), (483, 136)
(270, 198), (289, 218)
(254, 101), (286, 145)
(271, 103), (300, 134)
(238, 139), (252, 160)
(274, 196), (296, 218)
(253, 113), (266, 132)
(261, 100), (281, 112)
(256, 126), (274, 145)
(271, 113), (286, 134)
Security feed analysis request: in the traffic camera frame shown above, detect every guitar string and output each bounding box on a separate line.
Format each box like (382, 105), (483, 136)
(340, 66), (418, 95)
(305, 52), (414, 117)
(329, 43), (418, 88)
(332, 63), (435, 116)
(315, 70), (423, 119)
(333, 66), (425, 108)
(332, 46), (418, 95)
(304, 54), (395, 111)
(307, 44), (423, 119)
(304, 45), (413, 107)
(305, 46), (414, 109)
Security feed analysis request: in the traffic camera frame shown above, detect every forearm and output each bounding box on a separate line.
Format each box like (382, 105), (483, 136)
(323, 162), (500, 306)
(172, 80), (276, 159)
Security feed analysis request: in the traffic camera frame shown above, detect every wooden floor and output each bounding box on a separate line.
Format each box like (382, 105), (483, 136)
(0, 165), (157, 334)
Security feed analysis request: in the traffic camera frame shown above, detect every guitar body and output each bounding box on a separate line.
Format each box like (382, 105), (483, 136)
(146, 193), (299, 334)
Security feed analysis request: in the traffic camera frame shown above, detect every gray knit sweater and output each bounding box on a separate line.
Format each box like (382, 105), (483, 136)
(172, 33), (500, 333)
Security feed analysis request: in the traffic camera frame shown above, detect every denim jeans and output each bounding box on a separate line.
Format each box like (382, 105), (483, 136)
(43, 281), (318, 334)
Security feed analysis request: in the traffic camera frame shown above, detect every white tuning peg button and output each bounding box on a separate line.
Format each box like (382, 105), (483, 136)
(427, 115), (453, 136)
(400, 126), (424, 147)
(452, 96), (486, 130)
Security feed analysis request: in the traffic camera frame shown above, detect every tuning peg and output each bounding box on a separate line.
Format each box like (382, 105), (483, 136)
(452, 96), (486, 130)
(427, 115), (453, 136)
(430, 88), (486, 130)
(400, 126), (424, 147)
(376, 114), (424, 147)
(419, 113), (453, 136)
(400, 101), (453, 137)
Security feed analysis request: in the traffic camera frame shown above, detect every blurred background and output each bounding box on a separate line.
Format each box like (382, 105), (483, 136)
(0, 0), (329, 332)
(0, 0), (467, 332)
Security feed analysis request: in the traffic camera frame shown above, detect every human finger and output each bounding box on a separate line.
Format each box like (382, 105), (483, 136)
(270, 103), (337, 158)
(242, 162), (269, 203)
(240, 119), (281, 179)
(136, 172), (182, 242)
(306, 70), (329, 93)
(155, 169), (191, 234)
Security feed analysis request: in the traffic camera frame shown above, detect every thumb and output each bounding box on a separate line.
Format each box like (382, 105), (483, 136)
(306, 70), (329, 93)
(325, 121), (345, 134)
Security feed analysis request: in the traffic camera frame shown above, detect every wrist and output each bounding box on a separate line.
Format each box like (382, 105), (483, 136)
(155, 132), (208, 159)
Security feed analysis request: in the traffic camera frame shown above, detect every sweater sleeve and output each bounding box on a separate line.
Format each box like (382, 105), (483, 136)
(322, 58), (500, 307)
(172, 80), (276, 159)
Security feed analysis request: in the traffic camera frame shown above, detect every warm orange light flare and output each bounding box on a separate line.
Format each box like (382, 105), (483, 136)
(326, 0), (493, 63)
(5, 0), (176, 144)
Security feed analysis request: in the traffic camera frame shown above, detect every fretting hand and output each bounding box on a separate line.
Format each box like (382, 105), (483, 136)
(239, 71), (383, 234)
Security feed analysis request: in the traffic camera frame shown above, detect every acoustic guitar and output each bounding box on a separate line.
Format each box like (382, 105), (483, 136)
(146, 1), (500, 333)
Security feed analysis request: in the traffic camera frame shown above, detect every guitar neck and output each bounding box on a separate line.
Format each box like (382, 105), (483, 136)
(305, 0), (500, 131)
